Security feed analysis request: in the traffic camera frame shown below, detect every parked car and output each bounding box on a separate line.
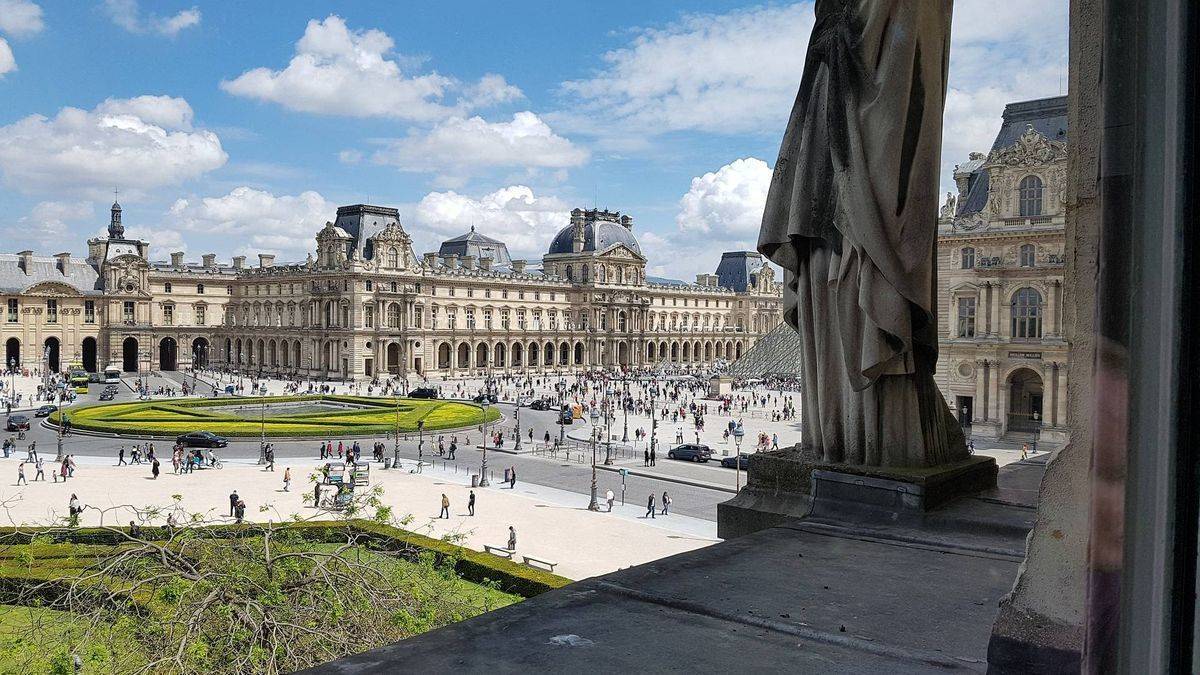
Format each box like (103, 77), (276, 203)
(530, 399), (553, 411)
(6, 415), (31, 432)
(34, 405), (58, 418)
(472, 392), (498, 404)
(99, 390), (116, 401)
(409, 387), (439, 399)
(720, 453), (751, 470)
(176, 431), (228, 448)
(558, 409), (574, 424)
(667, 444), (713, 463)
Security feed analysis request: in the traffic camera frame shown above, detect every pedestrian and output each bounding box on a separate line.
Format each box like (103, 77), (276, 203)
(646, 493), (656, 518)
(661, 491), (671, 516)
(509, 466), (517, 489)
(68, 493), (81, 526)
(507, 525), (517, 551)
(1021, 443), (1029, 460)
(650, 446), (656, 466)
(440, 493), (450, 519)
(265, 445), (275, 471)
(34, 457), (44, 481)
(16, 462), (26, 485)
(229, 490), (239, 517)
(468, 490), (476, 516)
(234, 499), (246, 524)
(67, 455), (76, 477)
(283, 467), (291, 492)
(644, 448), (650, 466)
(151, 458), (160, 479)
(606, 489), (615, 512)
(118, 446), (127, 466)
(448, 440), (456, 460)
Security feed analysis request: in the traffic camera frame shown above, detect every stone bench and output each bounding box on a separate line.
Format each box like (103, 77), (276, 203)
(521, 555), (557, 572)
(484, 545), (515, 559)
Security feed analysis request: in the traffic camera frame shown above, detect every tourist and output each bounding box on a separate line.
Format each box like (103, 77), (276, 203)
(283, 467), (291, 492)
(151, 457), (160, 479)
(229, 490), (239, 517)
(649, 446), (656, 466)
(265, 445), (275, 471)
(16, 462), (26, 485)
(644, 448), (650, 466)
(507, 525), (517, 552)
(606, 489), (615, 512)
(448, 440), (456, 460)
(509, 466), (517, 489)
(68, 494), (82, 526)
(440, 493), (450, 519)
(34, 457), (44, 482)
(661, 491), (671, 516)
(468, 490), (475, 516)
(1021, 443), (1029, 460)
(67, 455), (76, 477)
(118, 446), (127, 465)
(234, 499), (246, 524)
(646, 493), (655, 518)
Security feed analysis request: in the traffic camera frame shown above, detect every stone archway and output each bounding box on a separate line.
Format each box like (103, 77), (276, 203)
(387, 343), (401, 374)
(159, 337), (178, 371)
(43, 337), (60, 373)
(437, 343), (451, 370)
(122, 337), (138, 372)
(457, 342), (471, 370)
(4, 337), (18, 371)
(82, 337), (98, 372)
(190, 337), (209, 369)
(618, 341), (629, 366)
(476, 343), (489, 369)
(1006, 367), (1045, 432)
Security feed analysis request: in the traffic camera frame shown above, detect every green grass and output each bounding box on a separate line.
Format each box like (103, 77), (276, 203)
(0, 604), (146, 674)
(51, 395), (500, 438)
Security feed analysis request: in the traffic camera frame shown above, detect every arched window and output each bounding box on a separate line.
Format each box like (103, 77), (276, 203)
(1019, 175), (1043, 216)
(565, 265), (574, 282)
(618, 311), (627, 332)
(1019, 244), (1036, 267)
(582, 265), (590, 282)
(387, 303), (400, 328)
(1011, 287), (1043, 339)
(961, 247), (975, 269)
(196, 283), (205, 294)
(598, 265), (606, 283)
(388, 247), (399, 268)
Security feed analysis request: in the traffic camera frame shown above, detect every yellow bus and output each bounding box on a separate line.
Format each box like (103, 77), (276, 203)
(68, 364), (89, 393)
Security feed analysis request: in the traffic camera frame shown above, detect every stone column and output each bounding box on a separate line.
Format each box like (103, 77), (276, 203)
(991, 284), (1004, 337)
(981, 360), (991, 422)
(1045, 280), (1059, 337)
(990, 359), (1004, 423)
(974, 360), (988, 422)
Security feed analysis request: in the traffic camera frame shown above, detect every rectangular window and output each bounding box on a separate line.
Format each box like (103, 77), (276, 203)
(84, 300), (95, 323)
(549, 310), (557, 330)
(467, 287), (474, 298)
(502, 289), (509, 299)
(448, 287), (455, 297)
(7, 298), (18, 322)
(195, 305), (205, 325)
(485, 288), (491, 298)
(517, 310), (526, 329)
(364, 305), (374, 328)
(448, 311), (457, 330)
(501, 310), (510, 329)
(519, 290), (525, 300)
(484, 309), (492, 329)
(957, 297), (976, 338)
(365, 280), (372, 291)
(466, 308), (475, 329)
(123, 301), (135, 323)
(163, 304), (174, 326)
(46, 299), (58, 323)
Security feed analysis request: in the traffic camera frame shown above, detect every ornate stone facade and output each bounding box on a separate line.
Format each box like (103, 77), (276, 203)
(936, 96), (1069, 443)
(1, 204), (783, 380)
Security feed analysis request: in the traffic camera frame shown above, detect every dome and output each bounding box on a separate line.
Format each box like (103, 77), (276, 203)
(547, 209), (642, 256)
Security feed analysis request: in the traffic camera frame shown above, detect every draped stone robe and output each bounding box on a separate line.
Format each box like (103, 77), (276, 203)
(757, 0), (966, 467)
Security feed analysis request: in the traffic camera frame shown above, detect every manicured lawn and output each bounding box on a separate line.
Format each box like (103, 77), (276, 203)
(52, 395), (499, 438)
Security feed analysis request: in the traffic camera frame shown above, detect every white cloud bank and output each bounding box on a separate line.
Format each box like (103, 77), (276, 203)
(0, 37), (14, 77)
(0, 0), (43, 37)
(167, 186), (335, 259)
(103, 0), (200, 37)
(0, 96), (226, 197)
(413, 185), (571, 259)
(222, 15), (521, 121)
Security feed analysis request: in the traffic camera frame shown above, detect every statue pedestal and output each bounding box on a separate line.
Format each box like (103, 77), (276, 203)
(717, 447), (998, 539)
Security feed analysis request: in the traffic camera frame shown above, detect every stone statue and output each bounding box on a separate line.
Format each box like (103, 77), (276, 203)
(757, 0), (966, 468)
(940, 192), (957, 219)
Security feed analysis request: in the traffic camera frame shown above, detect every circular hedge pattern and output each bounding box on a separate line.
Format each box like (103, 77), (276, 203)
(52, 395), (500, 438)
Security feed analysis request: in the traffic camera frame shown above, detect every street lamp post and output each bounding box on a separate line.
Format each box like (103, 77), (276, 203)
(621, 383), (629, 443)
(603, 397), (614, 465)
(257, 398), (267, 464)
(479, 400), (491, 486)
(514, 406), (521, 452)
(733, 424), (745, 492)
(588, 424), (600, 511)
(392, 395), (402, 469)
(557, 381), (566, 445)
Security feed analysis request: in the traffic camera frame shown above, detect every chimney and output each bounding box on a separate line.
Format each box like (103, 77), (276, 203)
(422, 252), (438, 269)
(54, 252), (70, 273)
(479, 257), (493, 272)
(571, 209), (585, 254)
(18, 250), (32, 274)
(512, 259), (527, 274)
(461, 255), (475, 271)
(621, 214), (634, 230)
(202, 253), (216, 268)
(259, 253), (275, 268)
(444, 254), (459, 270)
(232, 255), (245, 270)
(170, 251), (185, 268)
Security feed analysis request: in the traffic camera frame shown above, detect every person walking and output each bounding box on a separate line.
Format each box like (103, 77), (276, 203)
(644, 448), (650, 466)
(509, 466), (517, 489)
(507, 525), (517, 552)
(151, 458), (160, 480)
(646, 493), (656, 518)
(67, 455), (76, 477)
(649, 446), (656, 466)
(118, 446), (127, 466)
(468, 490), (475, 516)
(16, 462), (26, 485)
(234, 499), (246, 524)
(229, 490), (239, 517)
(661, 491), (671, 516)
(34, 457), (44, 482)
(606, 489), (615, 512)
(440, 493), (450, 519)
(68, 494), (81, 526)
(283, 467), (291, 492)
(1021, 443), (1029, 460)
(265, 445), (275, 471)
(448, 440), (456, 460)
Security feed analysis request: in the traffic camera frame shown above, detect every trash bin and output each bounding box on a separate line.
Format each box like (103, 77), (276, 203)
(471, 474), (480, 488)
(384, 457), (392, 470)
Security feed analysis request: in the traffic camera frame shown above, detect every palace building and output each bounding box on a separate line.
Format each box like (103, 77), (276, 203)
(1, 204), (783, 380)
(935, 96), (1069, 444)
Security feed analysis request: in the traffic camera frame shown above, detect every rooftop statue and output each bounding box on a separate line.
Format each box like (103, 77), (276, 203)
(757, 0), (966, 467)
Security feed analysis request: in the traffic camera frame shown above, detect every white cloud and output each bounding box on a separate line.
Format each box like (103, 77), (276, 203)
(221, 15), (521, 121)
(413, 185), (570, 259)
(373, 112), (588, 182)
(167, 186), (335, 258)
(103, 0), (200, 37)
(0, 0), (43, 37)
(0, 37), (14, 77)
(5, 200), (93, 253)
(0, 96), (226, 197)
(676, 157), (771, 236)
(337, 149), (363, 164)
(556, 4), (814, 137)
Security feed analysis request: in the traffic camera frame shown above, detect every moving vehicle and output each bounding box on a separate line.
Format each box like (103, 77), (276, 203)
(558, 409), (574, 424)
(720, 453), (751, 470)
(409, 387), (438, 399)
(667, 444), (713, 463)
(99, 390), (116, 401)
(103, 366), (121, 384)
(69, 366), (89, 394)
(176, 431), (229, 448)
(472, 392), (498, 404)
(530, 399), (553, 411)
(516, 396), (534, 407)
(33, 405), (57, 418)
(6, 415), (30, 432)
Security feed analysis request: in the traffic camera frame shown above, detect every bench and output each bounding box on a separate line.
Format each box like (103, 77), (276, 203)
(484, 545), (515, 558)
(522, 555), (558, 572)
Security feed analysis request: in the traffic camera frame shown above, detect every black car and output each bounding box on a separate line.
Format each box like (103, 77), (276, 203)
(472, 392), (498, 404)
(34, 405), (57, 418)
(720, 453), (751, 469)
(6, 415), (30, 432)
(409, 387), (439, 399)
(176, 431), (228, 448)
(99, 391), (116, 401)
(529, 399), (552, 411)
(667, 444), (713, 463)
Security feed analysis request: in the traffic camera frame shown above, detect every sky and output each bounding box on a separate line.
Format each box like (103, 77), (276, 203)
(0, 0), (1068, 280)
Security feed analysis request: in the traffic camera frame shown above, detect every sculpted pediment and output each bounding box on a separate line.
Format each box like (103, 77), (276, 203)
(597, 244), (644, 261)
(23, 281), (84, 297)
(987, 125), (1066, 169)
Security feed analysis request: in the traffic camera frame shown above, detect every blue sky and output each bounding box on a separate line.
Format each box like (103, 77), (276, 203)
(0, 0), (1067, 279)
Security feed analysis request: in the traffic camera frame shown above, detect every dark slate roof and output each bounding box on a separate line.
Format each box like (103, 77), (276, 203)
(713, 251), (765, 292)
(0, 254), (102, 295)
(437, 227), (513, 266)
(957, 96), (1068, 217)
(548, 220), (642, 256)
(646, 275), (689, 287)
(332, 204), (401, 261)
